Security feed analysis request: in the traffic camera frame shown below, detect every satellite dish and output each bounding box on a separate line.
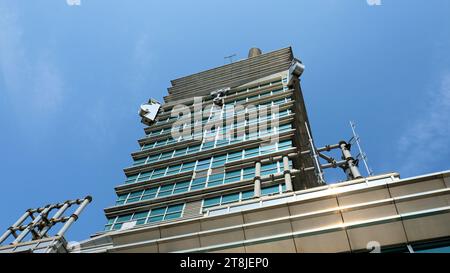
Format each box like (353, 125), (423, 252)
(139, 99), (161, 126)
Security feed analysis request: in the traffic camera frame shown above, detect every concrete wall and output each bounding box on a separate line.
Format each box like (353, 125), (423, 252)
(76, 171), (450, 253)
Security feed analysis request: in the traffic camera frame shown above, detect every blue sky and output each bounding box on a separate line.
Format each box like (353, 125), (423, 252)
(0, 0), (449, 242)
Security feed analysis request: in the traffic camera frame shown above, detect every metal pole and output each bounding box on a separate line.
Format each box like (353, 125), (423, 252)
(56, 196), (92, 237)
(0, 210), (31, 245)
(300, 144), (341, 155)
(283, 156), (293, 192)
(254, 162), (262, 197)
(13, 206), (51, 244)
(320, 160), (347, 169)
(38, 202), (70, 237)
(339, 141), (362, 179)
(305, 122), (325, 184)
(350, 121), (374, 176)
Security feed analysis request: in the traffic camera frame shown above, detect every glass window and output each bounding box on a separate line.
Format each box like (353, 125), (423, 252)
(224, 169), (241, 184)
(190, 176), (207, 190)
(127, 191), (143, 203)
(415, 246), (450, 253)
(279, 123), (291, 132)
(173, 181), (190, 194)
(203, 196), (221, 208)
(159, 151), (173, 160)
(132, 211), (148, 220)
(115, 194), (128, 205)
(260, 143), (276, 155)
(196, 159), (211, 171)
(166, 204), (184, 213)
(279, 110), (289, 117)
(241, 190), (254, 200)
(116, 214), (132, 223)
(227, 151), (242, 162)
(163, 204), (184, 220)
(187, 145), (200, 154)
(222, 193), (240, 204)
(147, 154), (160, 163)
(133, 157), (147, 166)
(278, 140), (293, 151)
(180, 162), (195, 173)
(125, 174), (139, 184)
(148, 215), (164, 223)
(165, 165), (181, 176)
(211, 155), (227, 168)
(261, 184), (280, 196)
(166, 138), (177, 145)
(202, 141), (215, 150)
(261, 162), (279, 176)
(207, 172), (224, 187)
(243, 167), (255, 180)
(104, 218), (115, 230)
(215, 138), (229, 147)
(164, 211), (182, 220)
(244, 147), (259, 158)
(174, 147), (187, 157)
(158, 184), (175, 197)
(150, 207), (166, 216)
(151, 168), (166, 179)
(154, 139), (167, 147)
(112, 223), (123, 230)
(141, 187), (158, 200)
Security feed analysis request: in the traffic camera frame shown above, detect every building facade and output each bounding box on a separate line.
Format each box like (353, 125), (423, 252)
(103, 47), (320, 234)
(72, 47), (450, 253)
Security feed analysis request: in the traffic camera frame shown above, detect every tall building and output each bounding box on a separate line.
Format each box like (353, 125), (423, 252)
(3, 46), (448, 253)
(102, 46), (324, 236)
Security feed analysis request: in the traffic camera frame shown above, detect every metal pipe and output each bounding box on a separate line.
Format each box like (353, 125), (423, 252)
(254, 162), (262, 197)
(0, 210), (31, 245)
(300, 144), (341, 155)
(318, 152), (335, 165)
(283, 156), (293, 192)
(320, 160), (347, 170)
(305, 122), (325, 184)
(350, 121), (374, 176)
(38, 202), (70, 237)
(13, 206), (51, 244)
(339, 141), (362, 179)
(56, 196), (92, 237)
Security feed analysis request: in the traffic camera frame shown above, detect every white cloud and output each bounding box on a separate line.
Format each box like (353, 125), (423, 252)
(0, 3), (64, 117)
(397, 71), (450, 175)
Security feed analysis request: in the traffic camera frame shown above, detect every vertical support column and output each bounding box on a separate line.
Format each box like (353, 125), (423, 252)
(254, 162), (261, 197)
(339, 141), (362, 179)
(283, 156), (293, 192)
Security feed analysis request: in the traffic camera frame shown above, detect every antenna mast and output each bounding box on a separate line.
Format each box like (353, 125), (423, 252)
(349, 121), (374, 176)
(224, 53), (237, 64)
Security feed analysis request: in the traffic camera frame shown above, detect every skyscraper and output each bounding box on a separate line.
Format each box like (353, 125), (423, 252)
(102, 47), (323, 232)
(30, 47), (450, 253)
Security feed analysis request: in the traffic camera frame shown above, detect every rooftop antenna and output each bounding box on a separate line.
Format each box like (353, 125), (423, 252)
(224, 53), (237, 64)
(349, 121), (374, 176)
